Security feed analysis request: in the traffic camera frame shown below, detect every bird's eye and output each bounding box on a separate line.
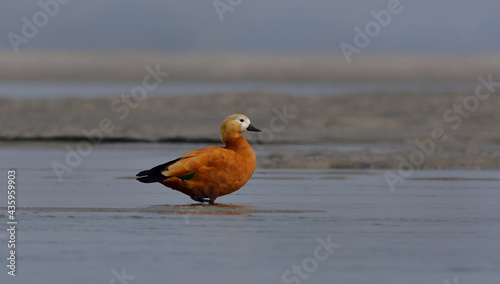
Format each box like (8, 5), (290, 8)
(239, 119), (244, 122)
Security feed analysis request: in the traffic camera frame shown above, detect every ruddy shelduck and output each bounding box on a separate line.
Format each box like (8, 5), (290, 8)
(136, 114), (261, 204)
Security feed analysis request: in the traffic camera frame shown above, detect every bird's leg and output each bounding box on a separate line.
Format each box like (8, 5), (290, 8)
(191, 196), (209, 203)
(191, 196), (216, 204)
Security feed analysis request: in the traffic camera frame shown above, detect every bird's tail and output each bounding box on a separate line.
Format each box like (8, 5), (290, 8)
(136, 158), (184, 183)
(136, 171), (166, 183)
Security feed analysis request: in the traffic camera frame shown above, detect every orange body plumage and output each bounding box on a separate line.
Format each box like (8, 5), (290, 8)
(136, 114), (261, 204)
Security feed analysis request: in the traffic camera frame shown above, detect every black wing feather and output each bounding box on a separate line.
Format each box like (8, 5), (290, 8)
(136, 157), (185, 183)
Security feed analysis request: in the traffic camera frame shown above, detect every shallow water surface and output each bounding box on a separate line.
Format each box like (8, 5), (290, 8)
(0, 143), (499, 283)
(0, 80), (477, 99)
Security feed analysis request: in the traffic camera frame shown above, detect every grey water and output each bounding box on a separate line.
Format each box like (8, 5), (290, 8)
(0, 80), (477, 99)
(0, 143), (499, 284)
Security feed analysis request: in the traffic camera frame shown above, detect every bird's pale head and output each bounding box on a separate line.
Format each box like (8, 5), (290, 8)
(221, 114), (261, 142)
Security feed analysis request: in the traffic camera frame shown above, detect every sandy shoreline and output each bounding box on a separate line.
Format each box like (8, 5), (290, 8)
(2, 92), (499, 143)
(2, 90), (499, 170)
(2, 52), (500, 82)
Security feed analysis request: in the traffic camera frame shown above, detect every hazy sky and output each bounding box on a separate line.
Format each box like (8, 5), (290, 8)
(1, 0), (499, 53)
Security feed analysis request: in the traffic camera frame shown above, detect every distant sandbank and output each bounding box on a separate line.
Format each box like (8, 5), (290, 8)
(2, 52), (499, 169)
(1, 52), (500, 82)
